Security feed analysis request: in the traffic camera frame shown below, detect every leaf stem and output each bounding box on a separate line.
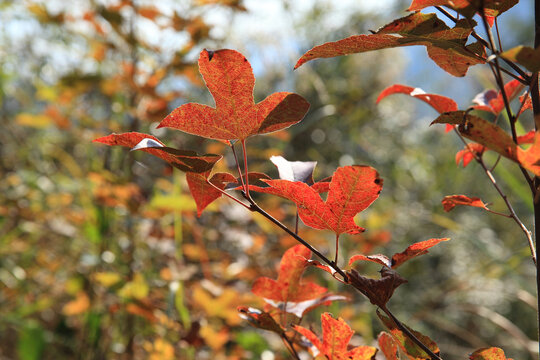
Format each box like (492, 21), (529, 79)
(241, 140), (251, 199)
(230, 142), (246, 191)
(380, 305), (443, 360)
(242, 193), (349, 281)
(334, 234), (340, 265)
(281, 333), (301, 360)
(205, 179), (251, 210)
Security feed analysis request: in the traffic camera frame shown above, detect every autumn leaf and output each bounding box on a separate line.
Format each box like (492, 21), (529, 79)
(433, 112), (540, 176)
(252, 245), (327, 310)
(501, 45), (540, 72)
(455, 143), (486, 167)
(407, 0), (518, 20)
(378, 332), (401, 360)
(346, 268), (407, 307)
(251, 166), (382, 235)
(377, 84), (457, 132)
(186, 172), (237, 216)
(270, 155), (317, 184)
(294, 312), (378, 360)
(295, 12), (484, 77)
(377, 84), (458, 114)
(377, 310), (440, 360)
(441, 195), (489, 212)
(469, 347), (513, 360)
(237, 307), (284, 335)
(349, 238), (449, 269)
(158, 49), (310, 141)
(472, 79), (524, 115)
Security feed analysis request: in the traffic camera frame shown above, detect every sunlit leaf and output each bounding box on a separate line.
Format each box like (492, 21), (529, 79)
(159, 49), (310, 140)
(295, 13), (485, 77)
(441, 195), (489, 212)
(469, 347), (512, 360)
(294, 312), (378, 360)
(378, 332), (401, 360)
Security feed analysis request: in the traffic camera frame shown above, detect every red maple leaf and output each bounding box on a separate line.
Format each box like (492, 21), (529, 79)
(349, 238), (449, 269)
(294, 312), (377, 360)
(252, 245), (327, 304)
(250, 166), (382, 235)
(295, 12), (484, 77)
(158, 49), (310, 141)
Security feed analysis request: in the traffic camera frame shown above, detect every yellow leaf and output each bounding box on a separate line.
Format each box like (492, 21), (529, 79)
(200, 325), (229, 350)
(94, 272), (122, 287)
(118, 273), (149, 300)
(16, 113), (53, 128)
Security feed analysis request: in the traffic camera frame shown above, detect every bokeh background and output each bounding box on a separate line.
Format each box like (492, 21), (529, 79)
(0, 0), (538, 359)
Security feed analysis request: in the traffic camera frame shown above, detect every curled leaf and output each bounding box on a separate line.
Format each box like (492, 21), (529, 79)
(237, 307), (284, 335)
(347, 268), (407, 307)
(270, 155), (317, 185)
(442, 195), (489, 212)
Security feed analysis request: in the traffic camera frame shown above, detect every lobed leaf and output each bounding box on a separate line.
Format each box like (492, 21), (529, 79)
(294, 312), (378, 360)
(159, 49), (310, 141)
(251, 166), (382, 235)
(295, 12), (485, 77)
(186, 172), (237, 217)
(441, 195), (489, 212)
(252, 245), (327, 304)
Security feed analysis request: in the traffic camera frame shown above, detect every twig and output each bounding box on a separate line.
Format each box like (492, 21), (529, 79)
(241, 140), (251, 198)
(453, 129), (537, 265)
(281, 333), (301, 360)
(230, 143), (246, 191)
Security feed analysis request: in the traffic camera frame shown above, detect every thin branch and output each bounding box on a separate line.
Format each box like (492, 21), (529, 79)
(242, 194), (349, 281)
(205, 179), (251, 210)
(494, 17), (503, 52)
(435, 6), (530, 84)
(453, 129), (537, 265)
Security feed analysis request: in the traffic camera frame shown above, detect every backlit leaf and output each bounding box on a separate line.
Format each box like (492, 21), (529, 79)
(349, 238), (449, 269)
(377, 85), (458, 114)
(294, 312), (378, 360)
(433, 112), (540, 176)
(252, 245), (327, 304)
(159, 49), (310, 140)
(455, 143), (486, 167)
(501, 46), (540, 72)
(295, 13), (484, 77)
(377, 310), (440, 360)
(441, 195), (489, 212)
(186, 172), (237, 216)
(251, 166), (382, 235)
